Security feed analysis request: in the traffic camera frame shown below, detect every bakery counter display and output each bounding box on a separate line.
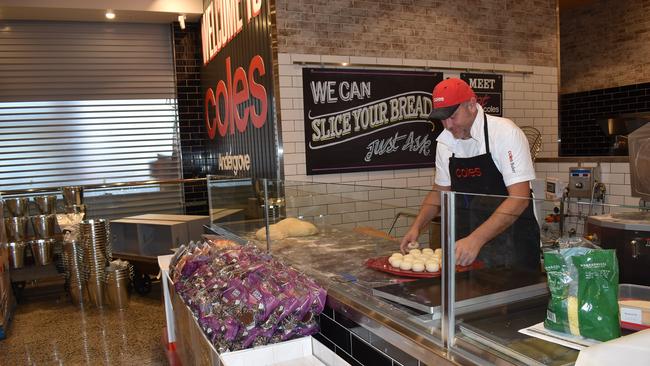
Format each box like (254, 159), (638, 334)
(205, 178), (598, 365)
(211, 217), (568, 365)
(208, 218), (456, 365)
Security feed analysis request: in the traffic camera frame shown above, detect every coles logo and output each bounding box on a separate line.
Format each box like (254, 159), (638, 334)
(455, 167), (482, 178)
(204, 55), (268, 139)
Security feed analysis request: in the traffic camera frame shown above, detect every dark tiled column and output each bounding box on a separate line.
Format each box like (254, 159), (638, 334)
(173, 22), (209, 215)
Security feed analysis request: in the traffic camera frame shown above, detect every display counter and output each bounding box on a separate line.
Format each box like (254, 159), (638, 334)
(198, 177), (649, 365)
(208, 219), (567, 365)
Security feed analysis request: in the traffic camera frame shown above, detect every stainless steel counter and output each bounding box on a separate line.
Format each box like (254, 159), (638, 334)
(212, 220), (578, 366)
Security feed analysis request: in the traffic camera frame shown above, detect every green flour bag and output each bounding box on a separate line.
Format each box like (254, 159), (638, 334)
(543, 248), (620, 342)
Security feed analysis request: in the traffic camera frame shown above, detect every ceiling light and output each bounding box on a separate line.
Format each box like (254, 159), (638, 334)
(105, 10), (115, 20)
(178, 14), (186, 30)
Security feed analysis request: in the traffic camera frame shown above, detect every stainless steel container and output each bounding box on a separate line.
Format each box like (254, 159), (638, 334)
(586, 212), (650, 286)
(105, 267), (130, 310)
(87, 273), (105, 308)
(34, 195), (57, 215)
(30, 239), (54, 266)
(61, 186), (84, 206)
(69, 283), (88, 306)
(5, 198), (29, 217)
(31, 214), (57, 239)
(62, 240), (87, 306)
(4, 216), (28, 242)
(80, 219), (112, 308)
(7, 242), (27, 269)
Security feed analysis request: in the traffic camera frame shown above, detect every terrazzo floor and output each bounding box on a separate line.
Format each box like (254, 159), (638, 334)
(0, 283), (168, 365)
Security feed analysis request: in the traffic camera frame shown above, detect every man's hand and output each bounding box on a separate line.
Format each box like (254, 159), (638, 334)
(453, 181), (532, 265)
(455, 235), (483, 266)
(400, 227), (420, 254)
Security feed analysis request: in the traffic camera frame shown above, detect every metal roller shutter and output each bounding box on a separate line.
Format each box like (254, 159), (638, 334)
(0, 21), (184, 216)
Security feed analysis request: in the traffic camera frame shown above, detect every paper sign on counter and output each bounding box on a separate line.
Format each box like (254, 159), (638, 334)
(620, 307), (643, 324)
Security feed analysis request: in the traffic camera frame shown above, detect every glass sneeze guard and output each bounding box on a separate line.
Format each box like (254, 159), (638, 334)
(207, 176), (650, 365)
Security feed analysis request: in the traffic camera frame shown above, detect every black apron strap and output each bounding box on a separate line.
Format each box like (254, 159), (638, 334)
(483, 112), (490, 154)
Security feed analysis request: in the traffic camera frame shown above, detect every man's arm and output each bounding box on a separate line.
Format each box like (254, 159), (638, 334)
(455, 180), (532, 265)
(400, 184), (450, 253)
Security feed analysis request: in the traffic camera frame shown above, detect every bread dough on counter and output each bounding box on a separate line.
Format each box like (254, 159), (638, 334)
(275, 217), (318, 236)
(255, 217), (318, 241)
(255, 224), (288, 240)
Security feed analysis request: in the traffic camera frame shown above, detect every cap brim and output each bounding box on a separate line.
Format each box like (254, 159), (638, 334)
(428, 104), (460, 121)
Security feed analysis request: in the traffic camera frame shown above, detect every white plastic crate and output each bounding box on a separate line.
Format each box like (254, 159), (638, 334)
(219, 336), (350, 366)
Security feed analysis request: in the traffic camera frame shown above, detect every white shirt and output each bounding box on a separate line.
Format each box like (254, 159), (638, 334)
(434, 104), (536, 187)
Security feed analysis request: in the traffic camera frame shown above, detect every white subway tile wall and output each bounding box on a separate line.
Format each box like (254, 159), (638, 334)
(277, 53), (642, 240)
(284, 183), (430, 242)
(278, 53), (560, 238)
(279, 53), (560, 188)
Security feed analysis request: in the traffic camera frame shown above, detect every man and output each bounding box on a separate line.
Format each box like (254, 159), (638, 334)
(400, 78), (540, 270)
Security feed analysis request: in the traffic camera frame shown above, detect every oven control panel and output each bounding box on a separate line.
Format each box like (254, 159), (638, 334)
(569, 167), (600, 198)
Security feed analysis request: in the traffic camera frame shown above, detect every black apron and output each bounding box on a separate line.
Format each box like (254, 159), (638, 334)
(449, 112), (540, 270)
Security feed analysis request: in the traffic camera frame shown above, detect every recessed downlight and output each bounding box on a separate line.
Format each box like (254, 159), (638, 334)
(105, 10), (116, 20)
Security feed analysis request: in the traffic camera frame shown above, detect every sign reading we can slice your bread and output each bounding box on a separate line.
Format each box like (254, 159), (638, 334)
(303, 68), (443, 175)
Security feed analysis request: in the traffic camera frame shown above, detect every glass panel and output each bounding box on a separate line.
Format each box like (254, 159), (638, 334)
(446, 191), (649, 365)
(206, 177), (446, 347)
(1, 180), (196, 221)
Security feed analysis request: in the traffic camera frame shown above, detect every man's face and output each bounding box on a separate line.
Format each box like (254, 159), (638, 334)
(441, 100), (477, 140)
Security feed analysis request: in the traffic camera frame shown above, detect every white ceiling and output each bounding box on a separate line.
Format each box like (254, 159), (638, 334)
(0, 0), (203, 23)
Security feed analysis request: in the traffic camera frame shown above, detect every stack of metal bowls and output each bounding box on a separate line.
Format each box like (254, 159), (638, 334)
(4, 198), (29, 269)
(5, 197), (29, 217)
(34, 195), (57, 216)
(61, 186), (85, 215)
(30, 195), (59, 266)
(105, 260), (132, 310)
(61, 240), (87, 306)
(79, 219), (112, 308)
(30, 216), (57, 266)
(6, 241), (27, 269)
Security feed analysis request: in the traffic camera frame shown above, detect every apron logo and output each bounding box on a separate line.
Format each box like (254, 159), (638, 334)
(455, 167), (482, 178)
(508, 150), (516, 173)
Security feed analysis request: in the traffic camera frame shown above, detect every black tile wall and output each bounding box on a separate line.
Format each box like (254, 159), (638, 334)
(173, 22), (209, 215)
(319, 314), (351, 354)
(559, 82), (650, 156)
(316, 306), (422, 366)
(334, 311), (371, 342)
(312, 332), (336, 352)
(322, 303), (334, 318)
(335, 348), (364, 366)
(351, 335), (393, 366)
(369, 337), (419, 366)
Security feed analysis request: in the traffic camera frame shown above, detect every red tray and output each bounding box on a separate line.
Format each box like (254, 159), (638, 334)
(365, 256), (484, 278)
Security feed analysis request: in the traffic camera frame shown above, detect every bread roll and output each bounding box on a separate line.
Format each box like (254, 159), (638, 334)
(412, 263), (425, 272)
(425, 261), (440, 272)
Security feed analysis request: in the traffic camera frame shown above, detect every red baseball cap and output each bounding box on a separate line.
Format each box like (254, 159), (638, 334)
(428, 78), (476, 120)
